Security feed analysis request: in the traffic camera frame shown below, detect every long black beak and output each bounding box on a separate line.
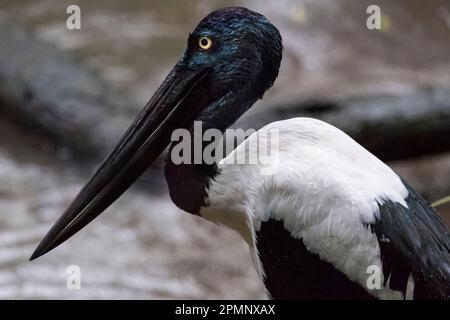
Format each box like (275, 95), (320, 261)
(30, 65), (211, 260)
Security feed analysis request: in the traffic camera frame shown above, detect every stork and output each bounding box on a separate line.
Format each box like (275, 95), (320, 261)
(30, 7), (450, 300)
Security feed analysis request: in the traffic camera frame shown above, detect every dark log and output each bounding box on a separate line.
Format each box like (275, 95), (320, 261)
(237, 87), (450, 162)
(0, 22), (137, 160)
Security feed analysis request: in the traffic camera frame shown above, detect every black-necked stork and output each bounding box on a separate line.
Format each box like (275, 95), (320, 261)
(30, 7), (450, 300)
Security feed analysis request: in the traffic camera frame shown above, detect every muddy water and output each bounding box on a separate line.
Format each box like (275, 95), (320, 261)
(0, 0), (449, 298)
(0, 118), (264, 299)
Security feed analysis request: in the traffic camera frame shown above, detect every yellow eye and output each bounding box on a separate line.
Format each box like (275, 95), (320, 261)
(198, 36), (213, 50)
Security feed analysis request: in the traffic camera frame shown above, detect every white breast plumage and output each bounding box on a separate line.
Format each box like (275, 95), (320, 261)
(200, 117), (410, 299)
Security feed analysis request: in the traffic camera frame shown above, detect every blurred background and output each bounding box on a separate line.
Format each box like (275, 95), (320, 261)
(0, 0), (449, 299)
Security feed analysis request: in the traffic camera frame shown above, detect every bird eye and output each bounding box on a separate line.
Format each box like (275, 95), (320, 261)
(198, 36), (213, 50)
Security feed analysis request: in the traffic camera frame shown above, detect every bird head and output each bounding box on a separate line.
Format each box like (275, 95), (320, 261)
(185, 7), (282, 103)
(30, 7), (282, 260)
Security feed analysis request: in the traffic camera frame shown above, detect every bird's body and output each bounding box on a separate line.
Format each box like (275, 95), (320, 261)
(202, 118), (409, 300)
(165, 117), (450, 299)
(196, 118), (450, 299)
(31, 7), (450, 300)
